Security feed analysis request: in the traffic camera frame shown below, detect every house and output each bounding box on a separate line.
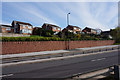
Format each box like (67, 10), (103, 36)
(96, 29), (102, 35)
(42, 23), (61, 34)
(0, 24), (14, 33)
(101, 29), (113, 39)
(62, 25), (81, 34)
(82, 27), (97, 35)
(12, 20), (33, 35)
(32, 27), (41, 35)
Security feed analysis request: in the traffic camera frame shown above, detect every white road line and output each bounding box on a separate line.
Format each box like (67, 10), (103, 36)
(1, 50), (117, 67)
(91, 58), (106, 62)
(91, 60), (96, 62)
(0, 74), (13, 78)
(97, 58), (106, 61)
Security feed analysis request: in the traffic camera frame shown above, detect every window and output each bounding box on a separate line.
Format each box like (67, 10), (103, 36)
(22, 29), (28, 33)
(53, 27), (56, 30)
(58, 28), (60, 30)
(2, 30), (5, 32)
(28, 30), (32, 34)
(6, 28), (11, 31)
(23, 25), (26, 28)
(28, 26), (32, 29)
(74, 27), (77, 30)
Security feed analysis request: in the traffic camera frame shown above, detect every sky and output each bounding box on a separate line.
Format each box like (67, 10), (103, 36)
(1, 1), (118, 31)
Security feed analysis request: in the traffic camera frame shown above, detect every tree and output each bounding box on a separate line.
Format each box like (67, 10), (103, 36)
(110, 26), (120, 43)
(33, 28), (54, 37)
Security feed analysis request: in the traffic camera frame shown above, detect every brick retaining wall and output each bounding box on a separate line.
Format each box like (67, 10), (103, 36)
(1, 40), (115, 54)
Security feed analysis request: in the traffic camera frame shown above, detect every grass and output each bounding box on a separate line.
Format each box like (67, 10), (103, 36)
(30, 35), (44, 38)
(114, 43), (120, 45)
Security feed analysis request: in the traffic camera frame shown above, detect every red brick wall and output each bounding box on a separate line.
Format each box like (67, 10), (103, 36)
(1, 40), (115, 54)
(69, 40), (115, 49)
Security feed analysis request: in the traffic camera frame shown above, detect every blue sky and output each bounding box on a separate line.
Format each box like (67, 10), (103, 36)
(2, 2), (118, 31)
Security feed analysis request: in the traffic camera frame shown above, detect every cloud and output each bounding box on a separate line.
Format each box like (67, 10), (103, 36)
(2, 2), (118, 31)
(3, 2), (58, 26)
(63, 2), (118, 31)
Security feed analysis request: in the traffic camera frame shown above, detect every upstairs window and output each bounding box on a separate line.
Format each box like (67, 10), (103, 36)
(28, 26), (32, 29)
(74, 27), (77, 30)
(58, 28), (60, 30)
(23, 25), (26, 28)
(53, 27), (56, 30)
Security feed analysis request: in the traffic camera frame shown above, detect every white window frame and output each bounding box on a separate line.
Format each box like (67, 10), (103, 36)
(23, 25), (26, 28)
(74, 27), (77, 30)
(6, 27), (11, 31)
(53, 27), (56, 30)
(58, 28), (60, 30)
(28, 25), (32, 29)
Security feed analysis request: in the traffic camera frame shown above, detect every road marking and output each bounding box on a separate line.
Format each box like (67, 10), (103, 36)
(0, 74), (13, 78)
(1, 50), (117, 67)
(91, 60), (96, 62)
(91, 58), (106, 62)
(97, 58), (106, 61)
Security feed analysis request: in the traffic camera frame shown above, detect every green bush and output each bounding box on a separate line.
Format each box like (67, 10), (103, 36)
(1, 37), (65, 42)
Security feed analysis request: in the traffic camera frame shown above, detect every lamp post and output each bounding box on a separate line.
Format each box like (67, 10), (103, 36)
(66, 13), (70, 50)
(67, 13), (70, 26)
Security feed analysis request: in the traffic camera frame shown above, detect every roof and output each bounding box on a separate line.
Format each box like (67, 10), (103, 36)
(67, 25), (81, 29)
(12, 20), (32, 26)
(0, 24), (13, 28)
(83, 27), (97, 31)
(102, 31), (111, 33)
(43, 23), (61, 28)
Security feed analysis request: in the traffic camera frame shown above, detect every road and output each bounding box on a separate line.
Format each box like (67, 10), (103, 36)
(2, 50), (119, 79)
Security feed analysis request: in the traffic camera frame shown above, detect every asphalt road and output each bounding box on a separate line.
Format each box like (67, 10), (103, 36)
(2, 50), (119, 79)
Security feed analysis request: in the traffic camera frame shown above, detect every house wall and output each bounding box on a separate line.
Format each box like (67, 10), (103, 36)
(91, 29), (97, 34)
(67, 26), (81, 33)
(42, 24), (61, 32)
(52, 27), (61, 32)
(19, 25), (33, 35)
(1, 40), (115, 54)
(1, 27), (14, 33)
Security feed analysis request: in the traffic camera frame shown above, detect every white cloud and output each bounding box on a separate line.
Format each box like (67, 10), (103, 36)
(5, 3), (58, 26)
(2, 2), (118, 30)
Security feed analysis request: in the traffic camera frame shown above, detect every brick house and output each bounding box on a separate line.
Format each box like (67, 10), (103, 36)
(42, 23), (61, 34)
(62, 25), (81, 34)
(12, 20), (33, 35)
(0, 25), (14, 33)
(101, 29), (113, 39)
(32, 27), (41, 35)
(82, 27), (97, 35)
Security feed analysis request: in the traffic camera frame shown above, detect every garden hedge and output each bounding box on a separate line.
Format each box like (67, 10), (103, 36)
(1, 37), (112, 42)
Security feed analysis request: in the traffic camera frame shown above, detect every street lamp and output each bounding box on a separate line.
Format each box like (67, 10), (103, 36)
(67, 13), (70, 26)
(66, 13), (70, 50)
